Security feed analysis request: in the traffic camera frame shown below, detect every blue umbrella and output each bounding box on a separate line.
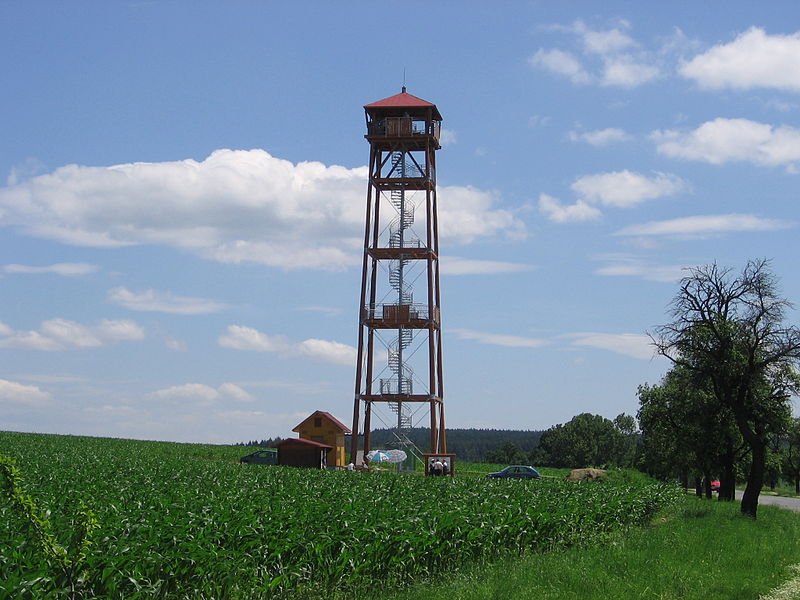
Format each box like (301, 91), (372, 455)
(366, 450), (390, 463)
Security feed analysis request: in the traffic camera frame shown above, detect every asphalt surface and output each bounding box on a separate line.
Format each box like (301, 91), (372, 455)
(735, 490), (800, 512)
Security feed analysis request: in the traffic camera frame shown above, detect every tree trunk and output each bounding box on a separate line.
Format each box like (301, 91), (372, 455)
(741, 439), (765, 519)
(795, 476), (799, 496)
(718, 453), (736, 502)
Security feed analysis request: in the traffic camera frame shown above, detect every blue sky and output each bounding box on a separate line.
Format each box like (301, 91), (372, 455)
(2, 2), (800, 444)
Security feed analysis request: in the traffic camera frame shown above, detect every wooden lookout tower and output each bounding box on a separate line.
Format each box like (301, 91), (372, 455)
(350, 88), (447, 464)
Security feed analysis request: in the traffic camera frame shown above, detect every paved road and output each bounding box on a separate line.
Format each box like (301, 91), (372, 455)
(735, 490), (800, 512)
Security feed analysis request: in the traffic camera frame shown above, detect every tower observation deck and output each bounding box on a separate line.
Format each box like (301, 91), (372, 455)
(350, 88), (447, 463)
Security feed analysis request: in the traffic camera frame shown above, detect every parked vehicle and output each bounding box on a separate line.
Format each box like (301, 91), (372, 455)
(486, 465), (541, 479)
(239, 449), (278, 465)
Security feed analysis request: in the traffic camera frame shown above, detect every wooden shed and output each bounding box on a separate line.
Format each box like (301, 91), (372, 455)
(275, 438), (333, 469)
(292, 411), (351, 468)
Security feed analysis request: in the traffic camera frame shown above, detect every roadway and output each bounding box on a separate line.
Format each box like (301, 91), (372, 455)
(735, 490), (800, 512)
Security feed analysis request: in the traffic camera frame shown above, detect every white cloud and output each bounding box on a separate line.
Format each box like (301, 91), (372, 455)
(600, 56), (659, 87)
(576, 21), (635, 55)
(540, 170), (687, 225)
(441, 256), (534, 276)
(149, 383), (220, 402)
(108, 287), (228, 315)
(568, 128), (631, 146)
(615, 214), (792, 238)
(565, 333), (654, 360)
(680, 27), (800, 93)
(451, 328), (548, 348)
(0, 149), (524, 271)
(532, 20), (661, 88)
(148, 382), (254, 403)
(538, 193), (601, 224)
(0, 318), (144, 351)
(651, 118), (800, 168)
(593, 255), (686, 283)
(529, 49), (592, 85)
(3, 262), (98, 276)
(218, 382), (255, 402)
(0, 378), (51, 405)
(440, 186), (526, 242)
(571, 170), (688, 208)
(219, 324), (355, 366)
(296, 339), (357, 366)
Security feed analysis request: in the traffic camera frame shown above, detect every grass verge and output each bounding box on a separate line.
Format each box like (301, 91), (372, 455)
(376, 497), (800, 600)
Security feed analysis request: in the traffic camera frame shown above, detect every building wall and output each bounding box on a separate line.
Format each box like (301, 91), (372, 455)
(296, 416), (347, 467)
(278, 447), (325, 469)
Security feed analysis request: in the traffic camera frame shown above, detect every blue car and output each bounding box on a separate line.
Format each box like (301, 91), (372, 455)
(239, 449), (278, 465)
(486, 465), (541, 479)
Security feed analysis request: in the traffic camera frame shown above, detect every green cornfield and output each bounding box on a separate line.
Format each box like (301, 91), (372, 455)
(0, 431), (680, 599)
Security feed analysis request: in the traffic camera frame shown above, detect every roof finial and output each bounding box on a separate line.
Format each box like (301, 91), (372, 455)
(402, 68), (406, 93)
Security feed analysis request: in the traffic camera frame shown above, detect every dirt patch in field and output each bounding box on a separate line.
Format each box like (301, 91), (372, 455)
(566, 468), (607, 482)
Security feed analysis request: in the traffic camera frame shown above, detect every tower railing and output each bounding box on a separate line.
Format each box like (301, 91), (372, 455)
(367, 117), (435, 139)
(362, 303), (431, 322)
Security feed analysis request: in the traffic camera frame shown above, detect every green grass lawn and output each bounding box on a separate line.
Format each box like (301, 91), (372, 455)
(377, 497), (800, 600)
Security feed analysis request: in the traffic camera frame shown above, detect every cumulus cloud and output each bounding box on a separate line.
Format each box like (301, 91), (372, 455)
(148, 382), (254, 403)
(531, 20), (661, 88)
(0, 149), (524, 271)
(615, 214), (792, 238)
(108, 287), (228, 315)
(219, 324), (355, 366)
(571, 170), (688, 208)
(441, 256), (534, 276)
(451, 328), (548, 348)
(539, 171), (686, 224)
(538, 193), (601, 224)
(565, 333), (654, 360)
(3, 262), (98, 276)
(529, 49), (592, 84)
(568, 128), (631, 146)
(0, 378), (52, 405)
(601, 56), (659, 87)
(0, 318), (144, 350)
(651, 118), (800, 168)
(680, 27), (800, 93)
(575, 20), (635, 55)
(442, 186), (526, 242)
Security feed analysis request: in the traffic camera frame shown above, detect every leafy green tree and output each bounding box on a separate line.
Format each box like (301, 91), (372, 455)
(536, 413), (627, 468)
(652, 259), (800, 518)
(612, 413), (639, 467)
(485, 441), (528, 464)
(637, 366), (746, 500)
(781, 418), (800, 495)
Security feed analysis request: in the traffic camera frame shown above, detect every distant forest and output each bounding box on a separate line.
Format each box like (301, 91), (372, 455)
(238, 428), (544, 463)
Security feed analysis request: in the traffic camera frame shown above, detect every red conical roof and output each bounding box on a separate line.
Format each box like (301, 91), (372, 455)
(364, 88), (442, 120)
